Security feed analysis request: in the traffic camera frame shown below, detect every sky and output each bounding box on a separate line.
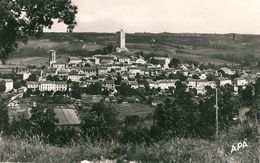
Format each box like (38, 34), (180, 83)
(46, 0), (260, 34)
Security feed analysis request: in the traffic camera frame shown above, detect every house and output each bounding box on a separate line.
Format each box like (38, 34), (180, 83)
(97, 66), (109, 76)
(57, 69), (70, 78)
(8, 102), (32, 123)
(7, 100), (20, 109)
(199, 73), (207, 80)
(135, 58), (146, 65)
(82, 67), (97, 78)
(148, 66), (162, 76)
(17, 71), (31, 80)
(117, 56), (130, 64)
(68, 70), (86, 82)
(147, 79), (158, 89)
(93, 55), (116, 65)
(196, 87), (207, 95)
(218, 77), (232, 86)
(54, 108), (81, 129)
(52, 62), (67, 70)
(1, 79), (13, 92)
(26, 81), (67, 92)
(68, 57), (82, 66)
(18, 86), (27, 93)
(129, 66), (144, 75)
(158, 79), (179, 90)
(233, 78), (248, 86)
(129, 81), (139, 89)
(103, 80), (115, 91)
(187, 79), (216, 89)
(221, 67), (236, 75)
(26, 81), (39, 90)
(153, 57), (170, 69)
(187, 79), (197, 88)
(39, 81), (67, 92)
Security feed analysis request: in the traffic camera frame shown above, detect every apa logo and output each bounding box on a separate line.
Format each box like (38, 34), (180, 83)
(230, 141), (248, 154)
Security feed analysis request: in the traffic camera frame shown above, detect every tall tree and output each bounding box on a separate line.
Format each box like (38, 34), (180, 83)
(0, 99), (8, 132)
(169, 58), (181, 68)
(0, 82), (6, 93)
(0, 0), (77, 63)
(30, 105), (58, 135)
(81, 102), (119, 140)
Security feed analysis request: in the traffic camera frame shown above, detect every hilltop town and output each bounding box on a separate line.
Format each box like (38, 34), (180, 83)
(0, 29), (259, 128)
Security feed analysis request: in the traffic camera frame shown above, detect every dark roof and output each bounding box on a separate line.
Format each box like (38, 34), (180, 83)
(82, 67), (97, 71)
(68, 70), (78, 75)
(54, 109), (80, 126)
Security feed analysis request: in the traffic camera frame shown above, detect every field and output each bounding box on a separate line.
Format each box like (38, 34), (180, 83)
(4, 32), (260, 66)
(6, 57), (49, 66)
(0, 133), (258, 162)
(110, 103), (154, 121)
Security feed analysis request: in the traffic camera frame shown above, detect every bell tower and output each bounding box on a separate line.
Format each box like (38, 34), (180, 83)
(49, 50), (56, 66)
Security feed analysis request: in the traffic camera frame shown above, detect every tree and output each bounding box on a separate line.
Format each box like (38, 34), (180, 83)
(81, 102), (119, 140)
(115, 73), (123, 85)
(0, 82), (6, 93)
(85, 82), (103, 95)
(241, 85), (254, 105)
(71, 82), (82, 99)
(27, 74), (37, 81)
(149, 57), (159, 65)
(0, 0), (77, 63)
(119, 83), (133, 96)
(0, 99), (8, 132)
(169, 58), (181, 67)
(30, 105), (58, 135)
(192, 74), (200, 79)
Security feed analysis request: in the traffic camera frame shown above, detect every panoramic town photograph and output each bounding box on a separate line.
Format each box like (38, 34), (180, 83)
(0, 0), (259, 162)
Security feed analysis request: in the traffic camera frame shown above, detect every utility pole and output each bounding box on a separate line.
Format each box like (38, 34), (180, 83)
(215, 87), (219, 139)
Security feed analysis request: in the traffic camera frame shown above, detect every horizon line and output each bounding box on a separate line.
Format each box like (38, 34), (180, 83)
(43, 31), (260, 36)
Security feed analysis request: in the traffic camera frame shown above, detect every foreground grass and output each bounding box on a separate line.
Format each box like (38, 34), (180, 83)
(0, 136), (258, 163)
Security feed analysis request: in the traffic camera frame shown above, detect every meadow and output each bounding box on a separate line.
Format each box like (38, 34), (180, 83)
(0, 131), (258, 163)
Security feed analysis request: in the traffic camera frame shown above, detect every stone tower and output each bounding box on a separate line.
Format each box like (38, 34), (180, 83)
(116, 29), (128, 52)
(49, 50), (56, 66)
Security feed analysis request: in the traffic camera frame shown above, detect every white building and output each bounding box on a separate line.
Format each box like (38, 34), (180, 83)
(17, 71), (31, 80)
(129, 66), (144, 75)
(135, 58), (146, 65)
(158, 80), (179, 90)
(68, 70), (85, 82)
(118, 56), (130, 64)
(187, 79), (216, 89)
(153, 57), (171, 69)
(52, 62), (66, 70)
(26, 81), (67, 92)
(26, 81), (39, 90)
(68, 57), (82, 66)
(39, 81), (67, 92)
(2, 79), (13, 92)
(221, 67), (235, 75)
(218, 77), (232, 86)
(233, 78), (248, 86)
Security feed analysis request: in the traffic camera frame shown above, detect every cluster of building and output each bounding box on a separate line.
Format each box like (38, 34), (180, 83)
(1, 29), (260, 128)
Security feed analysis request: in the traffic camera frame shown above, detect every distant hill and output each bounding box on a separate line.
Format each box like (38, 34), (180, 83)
(9, 32), (260, 66)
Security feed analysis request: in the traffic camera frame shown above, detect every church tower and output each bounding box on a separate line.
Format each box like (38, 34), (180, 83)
(49, 50), (56, 66)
